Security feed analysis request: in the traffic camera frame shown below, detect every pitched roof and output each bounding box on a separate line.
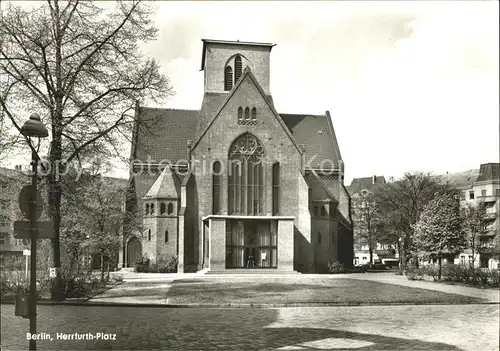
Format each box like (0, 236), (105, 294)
(440, 170), (479, 188)
(280, 113), (342, 169)
(348, 176), (386, 195)
(477, 163), (500, 182)
(133, 71), (345, 171)
(144, 166), (179, 199)
(133, 108), (198, 164)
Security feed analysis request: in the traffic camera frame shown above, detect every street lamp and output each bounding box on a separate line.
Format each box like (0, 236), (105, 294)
(20, 113), (48, 351)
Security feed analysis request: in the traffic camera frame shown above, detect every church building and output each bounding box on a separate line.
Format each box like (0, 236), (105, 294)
(119, 39), (354, 273)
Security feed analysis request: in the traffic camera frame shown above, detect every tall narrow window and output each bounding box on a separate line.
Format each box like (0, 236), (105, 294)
(234, 55), (242, 83)
(272, 162), (280, 215)
(167, 203), (173, 215)
(321, 206), (326, 217)
(213, 161), (222, 214)
(148, 229), (151, 241)
(160, 203), (166, 215)
(228, 133), (265, 215)
(150, 203), (155, 215)
(251, 107), (257, 120)
(224, 66), (233, 91)
(165, 230), (169, 243)
(244, 107), (250, 120)
(145, 204), (149, 215)
(238, 107), (243, 120)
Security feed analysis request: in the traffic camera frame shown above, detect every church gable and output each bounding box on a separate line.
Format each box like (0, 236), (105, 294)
(193, 68), (301, 159)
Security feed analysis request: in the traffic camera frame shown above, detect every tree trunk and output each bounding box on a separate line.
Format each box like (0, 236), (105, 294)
(107, 260), (110, 281)
(438, 256), (442, 281)
(47, 165), (64, 301)
(369, 247), (373, 265)
(100, 254), (105, 282)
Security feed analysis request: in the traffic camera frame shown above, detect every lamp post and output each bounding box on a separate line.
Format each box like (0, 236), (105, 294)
(20, 113), (48, 351)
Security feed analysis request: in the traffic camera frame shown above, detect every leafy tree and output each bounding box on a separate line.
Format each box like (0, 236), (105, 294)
(373, 172), (451, 269)
(413, 193), (465, 279)
(461, 201), (488, 269)
(1, 0), (172, 299)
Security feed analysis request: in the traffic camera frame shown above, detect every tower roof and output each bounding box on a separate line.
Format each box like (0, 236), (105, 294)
(144, 166), (179, 199)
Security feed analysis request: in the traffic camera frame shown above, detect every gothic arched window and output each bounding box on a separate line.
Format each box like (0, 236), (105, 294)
(228, 133), (265, 215)
(167, 203), (174, 215)
(160, 203), (166, 215)
(251, 107), (257, 120)
(224, 66), (233, 91)
(165, 230), (169, 243)
(150, 203), (155, 215)
(238, 107), (243, 120)
(234, 55), (242, 83)
(145, 204), (149, 215)
(244, 107), (250, 120)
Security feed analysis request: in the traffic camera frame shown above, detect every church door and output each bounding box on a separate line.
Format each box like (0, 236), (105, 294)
(127, 237), (142, 267)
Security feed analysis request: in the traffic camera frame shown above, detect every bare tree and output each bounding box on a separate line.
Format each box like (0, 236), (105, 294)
(0, 0), (172, 300)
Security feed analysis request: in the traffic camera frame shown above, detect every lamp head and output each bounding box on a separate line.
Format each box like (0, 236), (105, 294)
(20, 113), (48, 138)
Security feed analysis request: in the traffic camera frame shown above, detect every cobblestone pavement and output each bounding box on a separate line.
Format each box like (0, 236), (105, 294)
(1, 304), (498, 350)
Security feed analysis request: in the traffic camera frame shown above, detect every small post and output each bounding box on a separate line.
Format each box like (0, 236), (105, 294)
(29, 147), (38, 351)
(25, 254), (29, 281)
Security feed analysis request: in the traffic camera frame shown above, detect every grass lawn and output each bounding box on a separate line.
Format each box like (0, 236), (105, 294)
(166, 277), (485, 305)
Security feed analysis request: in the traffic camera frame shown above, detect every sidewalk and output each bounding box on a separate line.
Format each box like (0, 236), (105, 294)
(336, 273), (500, 303)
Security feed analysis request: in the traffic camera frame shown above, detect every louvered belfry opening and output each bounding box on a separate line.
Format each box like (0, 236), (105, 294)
(224, 66), (233, 91)
(234, 55), (242, 83)
(228, 133), (265, 215)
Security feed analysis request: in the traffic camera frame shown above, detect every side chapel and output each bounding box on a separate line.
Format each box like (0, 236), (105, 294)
(120, 39), (354, 273)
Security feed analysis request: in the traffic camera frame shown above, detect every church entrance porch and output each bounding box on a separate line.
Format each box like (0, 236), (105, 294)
(202, 215), (295, 273)
(226, 219), (277, 269)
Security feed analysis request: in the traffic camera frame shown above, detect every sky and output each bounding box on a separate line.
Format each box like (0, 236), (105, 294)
(2, 1), (499, 185)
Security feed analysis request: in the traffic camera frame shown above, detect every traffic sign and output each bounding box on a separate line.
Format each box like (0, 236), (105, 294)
(23, 249), (31, 256)
(13, 220), (54, 239)
(18, 185), (43, 220)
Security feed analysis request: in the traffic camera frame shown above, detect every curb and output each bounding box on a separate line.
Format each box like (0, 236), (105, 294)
(0, 282), (123, 305)
(1, 300), (498, 308)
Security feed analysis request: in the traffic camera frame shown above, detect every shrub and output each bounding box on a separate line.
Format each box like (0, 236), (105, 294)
(328, 261), (345, 274)
(420, 265), (440, 281)
(156, 256), (178, 273)
(489, 269), (499, 288)
(60, 268), (106, 298)
(405, 268), (424, 281)
(136, 255), (150, 273)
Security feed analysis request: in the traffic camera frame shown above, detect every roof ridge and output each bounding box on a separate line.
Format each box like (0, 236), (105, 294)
(139, 107), (199, 112)
(279, 112), (327, 117)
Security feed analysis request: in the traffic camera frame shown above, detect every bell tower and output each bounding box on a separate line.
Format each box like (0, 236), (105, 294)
(200, 39), (275, 94)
